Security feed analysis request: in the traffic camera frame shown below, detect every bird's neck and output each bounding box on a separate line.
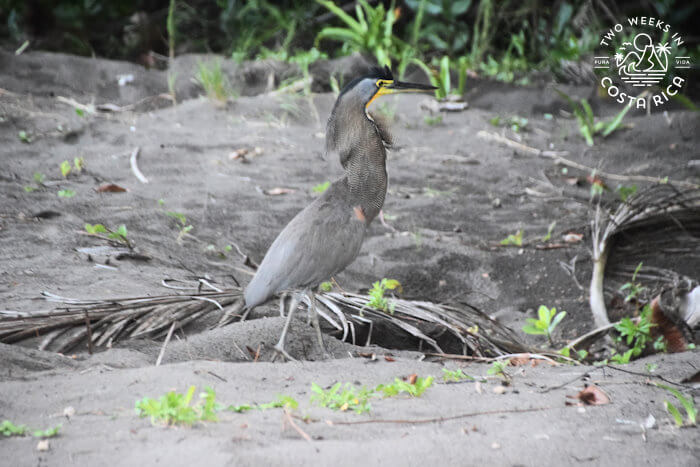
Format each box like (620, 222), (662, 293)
(327, 107), (388, 223)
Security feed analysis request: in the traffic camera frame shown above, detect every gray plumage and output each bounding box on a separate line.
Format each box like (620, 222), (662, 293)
(240, 68), (435, 357)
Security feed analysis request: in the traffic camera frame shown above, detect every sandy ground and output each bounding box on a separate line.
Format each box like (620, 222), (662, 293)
(0, 50), (698, 465)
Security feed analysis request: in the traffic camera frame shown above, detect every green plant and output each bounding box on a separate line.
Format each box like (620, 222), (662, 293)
(315, 0), (406, 70)
(441, 368), (474, 382)
(18, 130), (31, 143)
(367, 278), (402, 314)
(165, 211), (193, 243)
(311, 382), (373, 414)
(135, 386), (218, 426)
(656, 384), (696, 427)
(60, 160), (72, 177)
(258, 395), (299, 411)
(24, 172), (45, 192)
(85, 223), (131, 248)
(405, 0), (471, 57)
(616, 184), (638, 202)
(319, 281), (333, 292)
(376, 376), (434, 397)
(619, 262), (647, 303)
(490, 115), (528, 133)
(522, 305), (566, 345)
(611, 304), (656, 364)
(558, 346), (588, 361)
(1, 420), (27, 437)
(196, 60), (232, 101)
(33, 425), (61, 438)
(555, 89), (636, 146)
(487, 360), (508, 379)
(500, 229), (523, 246)
(424, 115), (443, 126)
(542, 221), (556, 242)
(57, 189), (76, 198)
(312, 181), (330, 193)
(73, 157), (85, 172)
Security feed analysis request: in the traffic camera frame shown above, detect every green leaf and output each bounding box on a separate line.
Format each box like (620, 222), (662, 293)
(85, 223), (108, 235)
(665, 401), (684, 427)
(60, 161), (72, 177)
(33, 425), (61, 438)
(75, 108), (85, 117)
(58, 189), (76, 198)
(320, 281), (333, 292)
(1, 420), (28, 437)
(312, 181), (330, 193)
(33, 172), (45, 184)
(165, 211), (187, 225)
(602, 99), (635, 137)
(522, 324), (546, 335)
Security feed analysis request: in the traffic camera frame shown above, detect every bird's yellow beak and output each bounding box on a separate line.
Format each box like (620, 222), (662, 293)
(367, 79), (437, 108)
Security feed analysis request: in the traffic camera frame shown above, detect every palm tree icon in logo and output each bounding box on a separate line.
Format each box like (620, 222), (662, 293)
(614, 33), (670, 86)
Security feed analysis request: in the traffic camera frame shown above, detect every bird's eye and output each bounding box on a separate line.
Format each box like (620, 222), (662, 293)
(376, 79), (393, 88)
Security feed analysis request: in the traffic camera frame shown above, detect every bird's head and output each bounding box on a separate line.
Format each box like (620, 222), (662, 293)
(337, 65), (437, 110)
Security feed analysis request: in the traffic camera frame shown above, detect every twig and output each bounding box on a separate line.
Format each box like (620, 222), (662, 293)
(603, 365), (693, 389)
(129, 147), (149, 184)
(56, 96), (96, 114)
(284, 409), (312, 442)
(84, 311), (94, 354)
(478, 130), (699, 188)
(155, 321), (176, 367)
(326, 406), (552, 426)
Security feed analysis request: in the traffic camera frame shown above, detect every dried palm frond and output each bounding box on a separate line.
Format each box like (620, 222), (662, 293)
(0, 290), (242, 354)
(589, 184), (700, 329)
(0, 287), (526, 357)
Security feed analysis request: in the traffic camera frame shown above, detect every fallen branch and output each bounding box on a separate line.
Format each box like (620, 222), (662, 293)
(478, 130), (699, 189)
(325, 406), (552, 426)
(130, 147), (149, 184)
(284, 409), (312, 442)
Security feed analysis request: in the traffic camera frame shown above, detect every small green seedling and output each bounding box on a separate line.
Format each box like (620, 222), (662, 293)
(319, 281), (333, 292)
(58, 189), (76, 198)
(24, 172), (46, 192)
(424, 115), (443, 126)
(311, 383), (373, 414)
(542, 221), (556, 242)
(616, 184), (637, 202)
(619, 262), (647, 303)
(312, 181), (330, 193)
(165, 211), (194, 243)
(376, 376), (434, 398)
(611, 304), (657, 364)
(487, 360), (509, 379)
(258, 395), (299, 411)
(135, 386), (218, 426)
(367, 278), (402, 314)
(656, 384), (696, 427)
(227, 395), (298, 413)
(73, 157), (85, 172)
(33, 425), (61, 438)
(84, 223), (131, 248)
(646, 363), (658, 373)
(1, 420), (27, 437)
(75, 108), (85, 117)
(522, 305), (566, 345)
(60, 160), (72, 177)
(441, 368), (475, 382)
(558, 346), (588, 361)
(196, 60), (232, 101)
(500, 230), (523, 246)
(18, 130), (31, 143)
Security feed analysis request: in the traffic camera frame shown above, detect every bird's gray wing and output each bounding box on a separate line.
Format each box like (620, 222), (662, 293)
(244, 183), (366, 308)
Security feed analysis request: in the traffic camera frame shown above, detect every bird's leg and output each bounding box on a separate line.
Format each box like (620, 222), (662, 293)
(279, 293), (287, 317)
(273, 291), (302, 362)
(308, 291), (330, 358)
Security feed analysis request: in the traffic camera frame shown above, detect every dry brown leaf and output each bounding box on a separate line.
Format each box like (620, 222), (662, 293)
(407, 373), (417, 385)
(264, 187), (296, 196)
(384, 356), (395, 362)
(96, 183), (127, 193)
(569, 385), (610, 406)
(229, 148), (250, 160)
(509, 355), (532, 366)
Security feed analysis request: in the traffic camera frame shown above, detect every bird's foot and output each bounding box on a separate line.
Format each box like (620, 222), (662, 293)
(272, 344), (297, 362)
